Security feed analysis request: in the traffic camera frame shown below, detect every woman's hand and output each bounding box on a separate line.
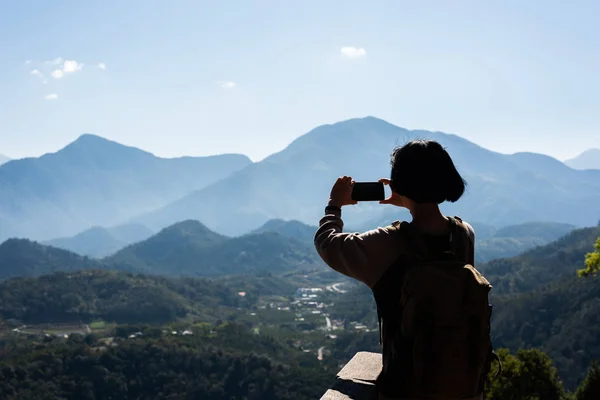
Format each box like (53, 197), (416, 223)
(378, 178), (405, 207)
(329, 176), (358, 207)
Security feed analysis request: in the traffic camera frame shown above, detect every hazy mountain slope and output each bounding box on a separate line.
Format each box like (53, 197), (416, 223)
(134, 117), (600, 236)
(42, 223), (155, 258)
(475, 221), (576, 262)
(43, 227), (125, 258)
(105, 220), (323, 276)
(0, 154), (9, 165)
(0, 134), (252, 241)
(250, 219), (318, 243)
(0, 239), (102, 280)
(565, 148), (600, 170)
(108, 223), (155, 244)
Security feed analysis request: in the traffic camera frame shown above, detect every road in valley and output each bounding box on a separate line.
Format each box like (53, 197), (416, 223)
(331, 283), (346, 293)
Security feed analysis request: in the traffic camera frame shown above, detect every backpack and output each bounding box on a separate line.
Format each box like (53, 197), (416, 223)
(372, 216), (501, 399)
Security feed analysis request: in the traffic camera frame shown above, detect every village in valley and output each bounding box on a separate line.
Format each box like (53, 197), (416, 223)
(1, 277), (375, 364)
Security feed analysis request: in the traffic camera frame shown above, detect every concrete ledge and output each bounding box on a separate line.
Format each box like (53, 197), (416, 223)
(320, 352), (382, 400)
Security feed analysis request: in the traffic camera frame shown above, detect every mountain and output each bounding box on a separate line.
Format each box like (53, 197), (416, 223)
(0, 239), (102, 280)
(0, 134), (252, 242)
(250, 219), (318, 243)
(0, 154), (9, 165)
(491, 275), (600, 390)
(105, 220), (324, 276)
(479, 224), (600, 294)
(565, 148), (600, 170)
(109, 223), (155, 244)
(133, 117), (600, 237)
(43, 223), (155, 258)
(475, 221), (576, 263)
(481, 225), (600, 389)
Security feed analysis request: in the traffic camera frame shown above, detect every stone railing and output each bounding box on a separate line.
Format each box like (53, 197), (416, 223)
(320, 352), (382, 400)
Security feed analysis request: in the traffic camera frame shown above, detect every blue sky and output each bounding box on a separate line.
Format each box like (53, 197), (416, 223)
(1, 0), (599, 162)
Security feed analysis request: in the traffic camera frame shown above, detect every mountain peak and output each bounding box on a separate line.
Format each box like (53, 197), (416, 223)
(162, 219), (217, 235)
(565, 148), (600, 170)
(63, 133), (149, 155)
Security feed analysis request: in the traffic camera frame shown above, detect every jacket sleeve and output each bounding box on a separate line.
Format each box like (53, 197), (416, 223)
(313, 207), (403, 288)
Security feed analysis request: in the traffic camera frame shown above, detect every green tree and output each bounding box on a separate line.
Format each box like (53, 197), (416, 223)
(575, 361), (600, 400)
(577, 237), (600, 277)
(485, 348), (568, 400)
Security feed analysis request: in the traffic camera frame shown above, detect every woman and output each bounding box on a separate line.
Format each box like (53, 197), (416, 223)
(314, 139), (483, 400)
(314, 139), (474, 287)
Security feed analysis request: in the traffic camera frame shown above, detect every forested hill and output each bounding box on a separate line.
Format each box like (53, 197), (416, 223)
(480, 224), (600, 390)
(492, 274), (600, 390)
(104, 220), (323, 276)
(479, 224), (600, 294)
(0, 239), (101, 280)
(0, 270), (249, 325)
(0, 322), (332, 400)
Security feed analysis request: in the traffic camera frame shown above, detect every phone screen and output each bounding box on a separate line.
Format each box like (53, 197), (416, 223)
(351, 182), (385, 201)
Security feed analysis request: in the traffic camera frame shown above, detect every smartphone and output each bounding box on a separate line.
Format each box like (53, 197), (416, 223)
(351, 182), (385, 201)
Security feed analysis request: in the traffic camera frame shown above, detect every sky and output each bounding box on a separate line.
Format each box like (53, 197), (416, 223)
(1, 0), (599, 162)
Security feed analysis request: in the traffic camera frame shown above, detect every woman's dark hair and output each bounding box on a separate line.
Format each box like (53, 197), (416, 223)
(389, 139), (466, 204)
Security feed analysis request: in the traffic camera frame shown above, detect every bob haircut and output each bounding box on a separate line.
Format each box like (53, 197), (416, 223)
(389, 139), (466, 204)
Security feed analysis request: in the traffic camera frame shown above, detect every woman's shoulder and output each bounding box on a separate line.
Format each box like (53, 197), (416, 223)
(452, 216), (475, 242)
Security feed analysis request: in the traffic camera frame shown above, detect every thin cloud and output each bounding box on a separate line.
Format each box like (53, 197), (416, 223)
(50, 59), (82, 79)
(52, 70), (65, 79)
(218, 81), (236, 89)
(44, 94), (58, 100)
(98, 63), (106, 70)
(30, 69), (44, 79)
(340, 47), (366, 58)
(25, 60), (32, 65)
(63, 60), (83, 73)
(45, 57), (64, 65)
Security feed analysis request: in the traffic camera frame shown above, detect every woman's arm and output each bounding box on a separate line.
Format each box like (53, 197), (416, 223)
(313, 206), (403, 288)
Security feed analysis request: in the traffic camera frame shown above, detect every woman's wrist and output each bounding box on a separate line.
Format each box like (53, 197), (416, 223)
(327, 200), (342, 209)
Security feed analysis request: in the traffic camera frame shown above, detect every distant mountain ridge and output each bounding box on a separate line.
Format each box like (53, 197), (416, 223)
(43, 223), (155, 258)
(0, 134), (252, 242)
(132, 117), (600, 236)
(565, 148), (600, 170)
(0, 154), (9, 165)
(2, 118), (600, 242)
(250, 219), (318, 243)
